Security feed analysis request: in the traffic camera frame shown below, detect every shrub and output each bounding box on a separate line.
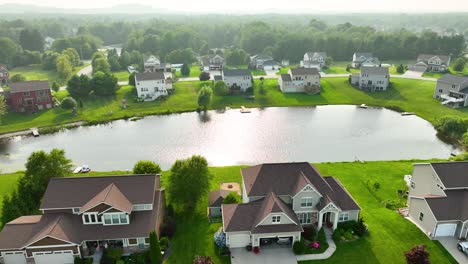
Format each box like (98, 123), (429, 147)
(332, 228), (344, 242)
(222, 192), (240, 204)
(253, 246), (260, 254)
(213, 227), (226, 248)
(74, 258), (93, 264)
(199, 71), (210, 81)
(344, 230), (354, 240)
(354, 217), (367, 236)
(404, 245), (430, 264)
(193, 256), (214, 264)
(435, 117), (468, 138)
(133, 160), (161, 174)
(160, 216), (176, 238)
(166, 204), (174, 217)
(396, 64), (405, 74)
(218, 246), (230, 256)
(245, 87), (253, 94)
(126, 251), (150, 264)
(293, 241), (305, 254)
(338, 220), (357, 231)
(317, 228), (328, 247)
(213, 81), (228, 96)
(159, 236), (169, 251)
(303, 225), (317, 241)
(10, 74), (26, 83)
(462, 132), (468, 148)
(61, 96), (77, 109)
(384, 199), (401, 210)
(246, 245), (252, 251)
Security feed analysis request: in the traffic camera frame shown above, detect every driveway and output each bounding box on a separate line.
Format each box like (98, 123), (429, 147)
(230, 247), (297, 264)
(437, 237), (468, 263)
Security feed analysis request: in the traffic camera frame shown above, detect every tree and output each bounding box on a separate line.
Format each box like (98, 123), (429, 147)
(397, 64), (405, 74)
(62, 48), (81, 67)
(56, 55), (73, 82)
(325, 56), (334, 68)
(119, 51), (131, 70)
(93, 58), (111, 74)
(19, 29), (44, 52)
(61, 97), (77, 110)
(128, 72), (136, 86)
(199, 72), (210, 81)
(404, 245), (430, 264)
(10, 74), (26, 83)
(91, 71), (119, 96)
(149, 231), (162, 264)
(67, 74), (92, 98)
(42, 51), (60, 70)
(133, 160), (162, 174)
(51, 81), (60, 92)
(222, 192), (240, 204)
(0, 95), (5, 124)
(197, 85), (212, 110)
(181, 63), (190, 76)
(453, 58), (465, 72)
(108, 56), (121, 72)
(213, 81), (228, 96)
(199, 43), (210, 56)
(0, 37), (19, 65)
(167, 155), (211, 209)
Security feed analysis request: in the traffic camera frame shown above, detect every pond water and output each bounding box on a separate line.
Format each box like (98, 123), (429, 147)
(0, 105), (460, 173)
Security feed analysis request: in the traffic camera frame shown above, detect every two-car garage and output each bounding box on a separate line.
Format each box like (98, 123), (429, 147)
(1, 250), (74, 264)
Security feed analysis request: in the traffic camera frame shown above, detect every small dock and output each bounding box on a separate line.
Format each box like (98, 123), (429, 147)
(31, 128), (39, 137)
(358, 104), (368, 109)
(240, 106), (251, 113)
(401, 112), (415, 116)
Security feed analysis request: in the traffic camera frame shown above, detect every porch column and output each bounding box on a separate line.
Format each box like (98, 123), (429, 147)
(317, 212), (323, 230)
(333, 212), (339, 230)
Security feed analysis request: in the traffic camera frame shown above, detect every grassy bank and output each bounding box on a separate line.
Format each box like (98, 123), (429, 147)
(1, 77), (467, 135)
(0, 161), (456, 263)
(423, 66), (468, 78)
(10, 64), (90, 84)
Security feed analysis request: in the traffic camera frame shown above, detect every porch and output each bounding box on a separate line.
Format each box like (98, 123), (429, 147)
(81, 239), (149, 259)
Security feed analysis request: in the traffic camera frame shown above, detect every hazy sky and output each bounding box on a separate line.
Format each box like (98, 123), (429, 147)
(2, 0), (468, 13)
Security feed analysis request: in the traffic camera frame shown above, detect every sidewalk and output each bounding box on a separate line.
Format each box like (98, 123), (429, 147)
(296, 228), (337, 261)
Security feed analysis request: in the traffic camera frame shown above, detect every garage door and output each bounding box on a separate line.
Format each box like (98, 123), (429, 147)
(33, 250), (74, 264)
(2, 251), (27, 264)
(435, 223), (457, 237)
(228, 234), (251, 248)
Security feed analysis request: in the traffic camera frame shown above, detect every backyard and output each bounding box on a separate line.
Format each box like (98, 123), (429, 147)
(10, 64), (90, 84)
(0, 161), (457, 263)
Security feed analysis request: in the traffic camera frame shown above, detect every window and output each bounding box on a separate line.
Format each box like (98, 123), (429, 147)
(103, 213), (129, 225)
(452, 85), (456, 89)
(300, 197), (313, 207)
(104, 215), (111, 225)
(133, 204), (152, 211)
(72, 208), (80, 214)
(23, 92), (30, 96)
(338, 212), (349, 222)
(299, 213), (311, 224)
(419, 212), (424, 221)
(439, 89), (443, 93)
(128, 238), (137, 246)
(83, 212), (101, 224)
(411, 182), (415, 189)
(272, 215), (281, 223)
(137, 238), (145, 246)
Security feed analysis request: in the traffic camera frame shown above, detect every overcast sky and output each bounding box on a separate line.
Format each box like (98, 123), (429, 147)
(1, 0), (468, 13)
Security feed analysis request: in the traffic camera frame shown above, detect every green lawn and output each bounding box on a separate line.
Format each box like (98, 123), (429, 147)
(322, 61), (358, 74)
(2, 77), (468, 135)
(0, 161), (457, 263)
(112, 70), (130, 82)
(10, 64), (90, 84)
(423, 66), (468, 78)
(176, 65), (202, 78)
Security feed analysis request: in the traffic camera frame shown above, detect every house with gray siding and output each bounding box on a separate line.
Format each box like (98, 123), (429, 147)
(278, 67), (321, 93)
(408, 162), (468, 239)
(301, 52), (327, 69)
(433, 74), (468, 108)
(222, 162), (360, 249)
(413, 54), (451, 72)
(220, 69), (252, 93)
(350, 66), (390, 92)
(351, 52), (380, 68)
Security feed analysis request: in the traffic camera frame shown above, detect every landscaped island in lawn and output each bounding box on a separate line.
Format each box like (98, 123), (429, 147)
(1, 77), (467, 136)
(0, 160), (457, 264)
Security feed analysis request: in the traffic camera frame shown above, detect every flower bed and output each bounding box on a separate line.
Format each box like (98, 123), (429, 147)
(332, 218), (367, 243)
(293, 227), (329, 255)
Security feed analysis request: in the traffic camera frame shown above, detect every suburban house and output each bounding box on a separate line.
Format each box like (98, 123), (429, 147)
(249, 54), (279, 70)
(301, 52), (327, 69)
(218, 69), (252, 93)
(0, 174), (165, 264)
(278, 67), (321, 93)
(7, 81), (54, 113)
(135, 72), (173, 101)
(407, 162), (468, 239)
(143, 55), (172, 79)
(351, 52), (380, 68)
(433, 74), (468, 108)
(201, 54), (225, 71)
(412, 54), (451, 72)
(222, 162), (360, 248)
(208, 190), (231, 218)
(0, 65), (9, 85)
(350, 66), (390, 92)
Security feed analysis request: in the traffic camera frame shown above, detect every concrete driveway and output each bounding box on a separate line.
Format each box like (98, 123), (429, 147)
(230, 247), (297, 264)
(437, 237), (468, 263)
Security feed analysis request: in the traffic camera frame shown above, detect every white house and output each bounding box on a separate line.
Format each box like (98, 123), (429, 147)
(413, 54), (451, 72)
(135, 72), (173, 101)
(433, 74), (468, 108)
(350, 66), (389, 92)
(352, 52), (380, 68)
(301, 52), (326, 69)
(279, 67), (321, 93)
(220, 69), (252, 93)
(143, 55), (172, 79)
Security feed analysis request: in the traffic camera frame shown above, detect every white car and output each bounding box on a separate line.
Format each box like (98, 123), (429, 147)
(457, 241), (468, 255)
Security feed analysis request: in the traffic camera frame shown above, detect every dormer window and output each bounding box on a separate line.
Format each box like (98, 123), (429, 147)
(83, 212), (101, 224)
(103, 213), (129, 225)
(272, 215), (281, 224)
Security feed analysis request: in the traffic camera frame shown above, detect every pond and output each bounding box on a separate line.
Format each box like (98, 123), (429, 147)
(0, 105), (460, 173)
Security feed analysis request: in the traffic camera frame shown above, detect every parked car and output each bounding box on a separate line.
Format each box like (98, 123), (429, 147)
(277, 237), (292, 245)
(457, 241), (468, 255)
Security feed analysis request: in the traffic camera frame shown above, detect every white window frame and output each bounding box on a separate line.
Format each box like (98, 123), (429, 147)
(300, 197), (313, 208)
(338, 212), (349, 222)
(72, 208), (80, 214)
(132, 204), (153, 211)
(127, 238), (138, 246)
(299, 213), (311, 224)
(83, 212), (101, 225)
(137, 238), (145, 246)
(272, 215), (281, 224)
(103, 212), (130, 226)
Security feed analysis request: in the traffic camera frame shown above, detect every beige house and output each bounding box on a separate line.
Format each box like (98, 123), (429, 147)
(408, 161), (468, 239)
(412, 54), (451, 72)
(278, 67), (321, 93)
(222, 162), (360, 249)
(220, 69), (252, 93)
(301, 52), (326, 69)
(433, 74), (468, 108)
(350, 66), (390, 92)
(351, 52), (380, 68)
(0, 175), (165, 264)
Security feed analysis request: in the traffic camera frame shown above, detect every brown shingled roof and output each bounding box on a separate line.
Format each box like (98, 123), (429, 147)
(431, 161), (468, 188)
(208, 190), (231, 207)
(426, 189), (468, 221)
(79, 183), (133, 214)
(9, 80), (50, 93)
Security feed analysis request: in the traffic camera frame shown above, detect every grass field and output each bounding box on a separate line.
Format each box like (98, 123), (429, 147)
(2, 78), (468, 135)
(0, 161), (456, 263)
(112, 70), (130, 82)
(423, 66), (468, 78)
(10, 64), (90, 84)
(175, 65), (202, 78)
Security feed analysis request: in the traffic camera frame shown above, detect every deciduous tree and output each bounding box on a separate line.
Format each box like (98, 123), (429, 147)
(181, 63), (190, 76)
(197, 85), (212, 110)
(453, 58), (465, 72)
(213, 81), (228, 96)
(404, 245), (429, 264)
(133, 160), (162, 174)
(149, 231), (162, 264)
(222, 192), (241, 204)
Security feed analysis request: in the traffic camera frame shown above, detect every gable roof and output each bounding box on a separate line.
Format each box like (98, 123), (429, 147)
(361, 66), (389, 75)
(241, 163), (360, 211)
(263, 60), (280, 66)
(251, 54), (274, 62)
(430, 161), (468, 188)
(290, 67), (320, 76)
(41, 175), (158, 210)
(280, 74), (292, 82)
(222, 193), (302, 234)
(222, 69), (251, 77)
(305, 52), (326, 61)
(417, 54), (450, 64)
(136, 72), (165, 81)
(208, 190), (231, 207)
(426, 189), (468, 221)
(438, 74), (468, 86)
(9, 81), (50, 93)
(353, 52), (373, 62)
(79, 183), (133, 214)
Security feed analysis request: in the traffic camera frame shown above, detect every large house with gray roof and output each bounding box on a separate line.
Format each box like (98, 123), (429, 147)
(135, 72), (173, 101)
(0, 174), (165, 264)
(412, 54), (451, 72)
(408, 162), (468, 239)
(278, 67), (321, 93)
(249, 54), (279, 70)
(301, 52), (327, 69)
(218, 69), (252, 93)
(351, 52), (380, 68)
(221, 162), (360, 249)
(350, 66), (390, 92)
(433, 74), (468, 108)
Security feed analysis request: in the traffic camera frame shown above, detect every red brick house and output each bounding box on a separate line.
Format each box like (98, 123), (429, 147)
(0, 65), (8, 85)
(8, 81), (54, 113)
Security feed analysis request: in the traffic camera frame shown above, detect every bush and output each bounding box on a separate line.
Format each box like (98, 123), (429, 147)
(213, 81), (228, 96)
(166, 204), (174, 217)
(435, 117), (468, 138)
(75, 258), (93, 264)
(199, 71), (210, 81)
(354, 217), (367, 236)
(10, 74), (26, 83)
(303, 225), (316, 241)
(317, 228), (328, 247)
(344, 230), (354, 240)
(293, 240), (305, 254)
(159, 236), (169, 251)
(246, 245), (252, 251)
(61, 96), (77, 110)
(332, 228), (344, 242)
(213, 228), (226, 248)
(405, 245), (429, 264)
(133, 160), (161, 174)
(126, 251), (150, 264)
(245, 87), (253, 94)
(384, 199), (401, 210)
(222, 192), (240, 204)
(160, 216), (176, 238)
(193, 256), (214, 264)
(218, 246), (230, 256)
(462, 132), (468, 148)
(337, 220), (357, 231)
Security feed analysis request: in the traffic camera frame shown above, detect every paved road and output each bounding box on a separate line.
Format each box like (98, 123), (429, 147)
(320, 72), (437, 82)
